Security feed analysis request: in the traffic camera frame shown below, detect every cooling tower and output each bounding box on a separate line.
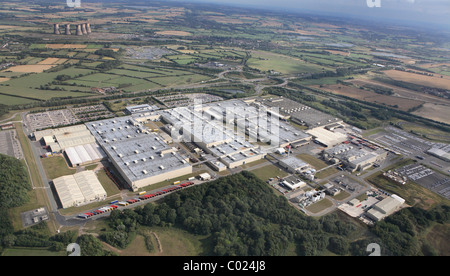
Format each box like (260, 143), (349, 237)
(53, 24), (60, 35)
(65, 24), (71, 35)
(81, 23), (87, 35)
(76, 24), (83, 36)
(86, 23), (91, 34)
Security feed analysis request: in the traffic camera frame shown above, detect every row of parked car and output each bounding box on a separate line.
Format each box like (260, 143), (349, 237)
(77, 181), (195, 219)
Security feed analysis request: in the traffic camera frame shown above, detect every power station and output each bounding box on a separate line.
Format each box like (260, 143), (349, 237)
(53, 23), (91, 35)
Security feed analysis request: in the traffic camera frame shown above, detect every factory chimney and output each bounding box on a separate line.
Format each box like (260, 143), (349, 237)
(76, 24), (83, 36)
(65, 24), (71, 35)
(53, 24), (60, 35)
(81, 23), (87, 35)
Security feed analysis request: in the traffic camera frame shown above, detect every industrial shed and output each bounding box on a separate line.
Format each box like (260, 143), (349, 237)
(366, 194), (405, 222)
(53, 171), (107, 209)
(278, 156), (311, 174)
(53, 175), (85, 209)
(65, 143), (106, 167)
(34, 124), (96, 150)
(85, 116), (193, 191)
(306, 127), (348, 147)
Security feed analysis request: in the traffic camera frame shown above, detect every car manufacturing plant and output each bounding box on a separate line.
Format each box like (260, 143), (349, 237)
(24, 94), (442, 226)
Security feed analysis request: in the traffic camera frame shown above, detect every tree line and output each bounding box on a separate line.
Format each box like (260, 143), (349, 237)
(99, 171), (361, 256)
(98, 171), (449, 256)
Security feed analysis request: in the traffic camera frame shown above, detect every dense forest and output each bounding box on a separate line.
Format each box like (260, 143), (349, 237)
(0, 153), (32, 251)
(97, 171), (449, 256)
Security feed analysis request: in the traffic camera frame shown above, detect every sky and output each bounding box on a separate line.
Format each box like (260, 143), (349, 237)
(178, 0), (450, 29)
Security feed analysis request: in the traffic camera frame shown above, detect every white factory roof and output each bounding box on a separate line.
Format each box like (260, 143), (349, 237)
(65, 143), (106, 166)
(427, 147), (450, 161)
(53, 175), (86, 209)
(73, 171), (107, 201)
(367, 194), (405, 221)
(307, 127), (347, 147)
(279, 156), (310, 170)
(34, 124), (88, 141)
(53, 171), (106, 209)
(85, 116), (191, 183)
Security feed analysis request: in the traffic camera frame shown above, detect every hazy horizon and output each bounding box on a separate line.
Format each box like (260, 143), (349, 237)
(175, 0), (450, 30)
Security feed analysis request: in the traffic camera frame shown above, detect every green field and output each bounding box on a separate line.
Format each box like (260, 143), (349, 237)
(296, 154), (328, 170)
(250, 164), (289, 181)
(41, 156), (76, 180)
(247, 51), (326, 75)
(2, 247), (66, 256)
(366, 170), (450, 210)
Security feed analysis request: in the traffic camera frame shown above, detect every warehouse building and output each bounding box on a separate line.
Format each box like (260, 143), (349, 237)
(53, 171), (107, 209)
(256, 97), (342, 128)
(366, 194), (405, 222)
(426, 146), (450, 162)
(86, 116), (192, 191)
(278, 156), (311, 174)
(65, 143), (107, 167)
(281, 175), (306, 190)
(306, 127), (348, 148)
(34, 124), (96, 152)
(125, 104), (160, 115)
(322, 143), (387, 172)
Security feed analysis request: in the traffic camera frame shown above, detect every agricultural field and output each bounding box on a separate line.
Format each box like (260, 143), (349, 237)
(316, 84), (425, 112)
(383, 69), (450, 90)
(247, 50), (326, 75)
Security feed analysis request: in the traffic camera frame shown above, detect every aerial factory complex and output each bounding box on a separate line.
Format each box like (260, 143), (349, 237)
(0, 0), (448, 257)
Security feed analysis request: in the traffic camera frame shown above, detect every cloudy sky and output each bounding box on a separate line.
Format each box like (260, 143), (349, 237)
(179, 0), (450, 29)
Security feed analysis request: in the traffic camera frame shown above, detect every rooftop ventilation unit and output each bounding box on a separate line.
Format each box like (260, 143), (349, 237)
(159, 165), (165, 170)
(142, 170), (148, 175)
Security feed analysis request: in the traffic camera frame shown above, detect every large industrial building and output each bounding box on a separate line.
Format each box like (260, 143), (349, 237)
(366, 194), (405, 222)
(322, 143), (388, 172)
(125, 104), (160, 115)
(426, 145), (450, 162)
(278, 156), (311, 174)
(306, 127), (348, 148)
(255, 97), (343, 129)
(154, 99), (313, 169)
(85, 116), (192, 191)
(65, 143), (107, 167)
(34, 124), (97, 153)
(53, 170), (107, 209)
(159, 99), (311, 149)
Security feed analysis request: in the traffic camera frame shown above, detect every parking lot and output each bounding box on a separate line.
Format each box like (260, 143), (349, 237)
(0, 130), (23, 159)
(26, 109), (80, 132)
(396, 164), (450, 199)
(71, 104), (115, 122)
(371, 126), (432, 155)
(369, 126), (449, 171)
